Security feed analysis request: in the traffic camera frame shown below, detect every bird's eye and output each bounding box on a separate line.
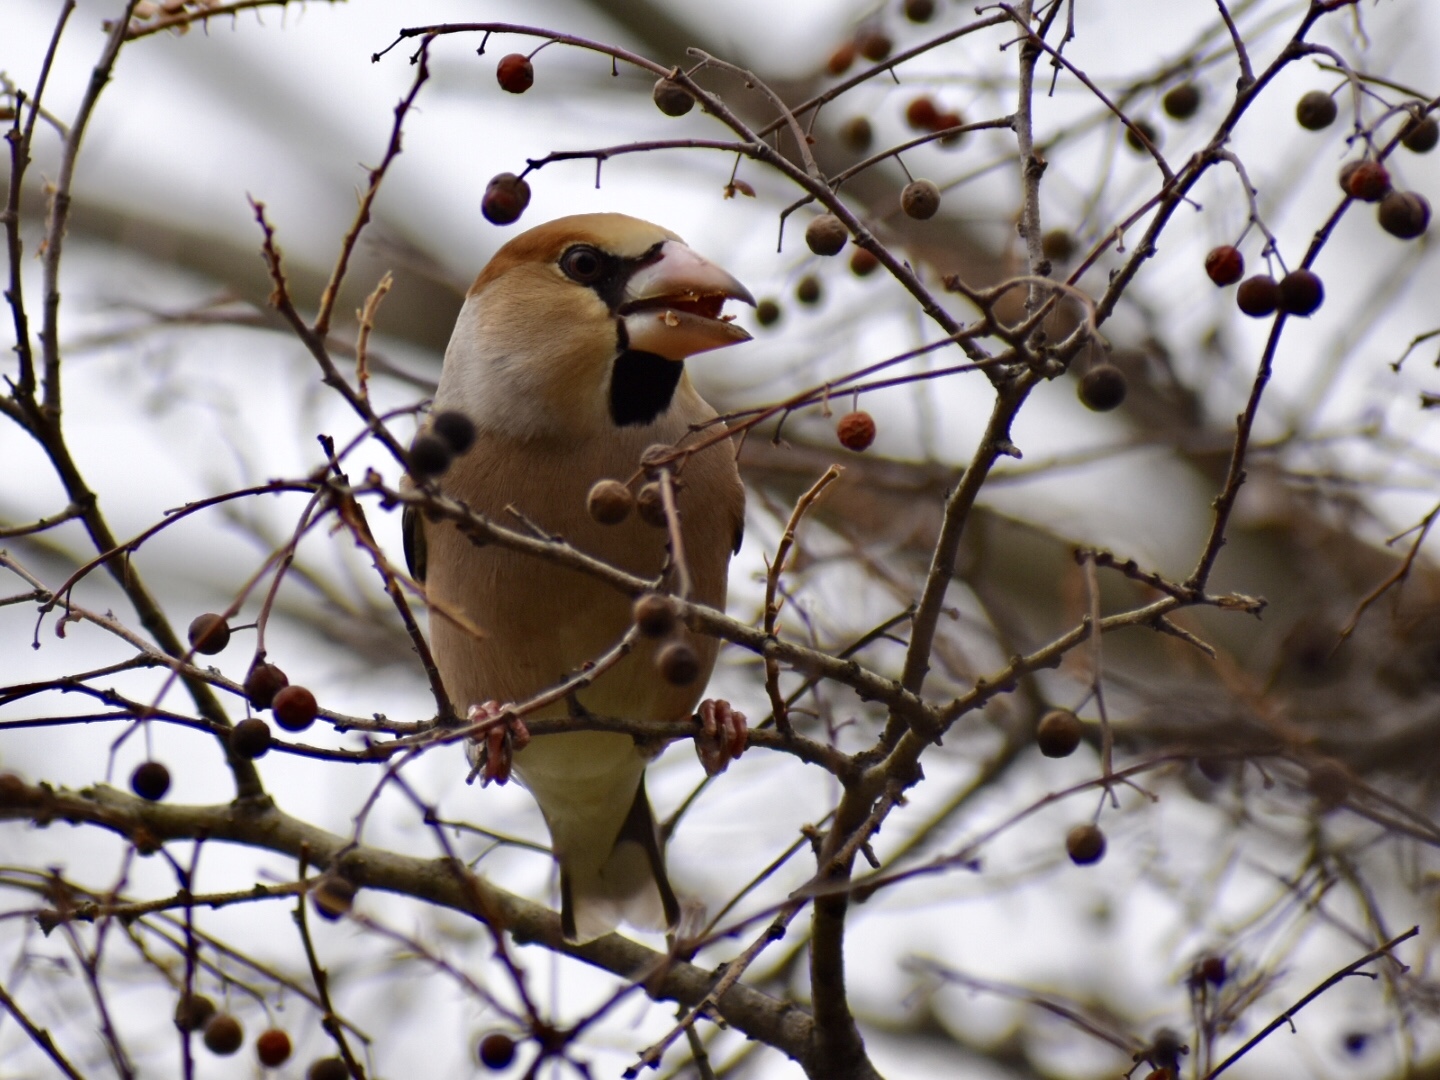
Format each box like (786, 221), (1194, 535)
(561, 246), (605, 284)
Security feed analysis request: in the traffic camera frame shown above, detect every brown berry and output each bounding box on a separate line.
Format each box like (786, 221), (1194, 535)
(1199, 955), (1227, 986)
(495, 53), (533, 94)
(652, 78), (694, 117)
(1036, 709), (1083, 758)
(408, 433), (452, 478)
(795, 274), (823, 305)
(432, 410), (475, 455)
(188, 613), (231, 655)
(905, 96), (940, 130)
(1125, 119), (1160, 153)
(131, 761), (171, 802)
(1066, 823), (1107, 865)
(1378, 189), (1431, 239)
(805, 214), (849, 256)
(1401, 113), (1439, 153)
(903, 0), (936, 21)
(586, 479), (634, 525)
(826, 41), (856, 77)
(849, 247), (880, 277)
(755, 298), (782, 326)
(271, 685), (318, 733)
(856, 27), (892, 62)
(175, 993), (217, 1032)
(479, 1032), (518, 1070)
(840, 116), (873, 152)
(934, 111), (965, 145)
(836, 410), (876, 451)
(244, 662), (289, 710)
(1204, 245), (1244, 287)
(1296, 89), (1337, 130)
(900, 179), (941, 220)
(256, 1028), (292, 1068)
(1341, 160), (1391, 202)
(482, 172), (531, 226)
(311, 875), (356, 921)
(656, 641), (700, 686)
(1235, 274), (1279, 317)
(1041, 229), (1076, 262)
(1306, 757), (1350, 810)
(203, 1013), (244, 1056)
(633, 593), (678, 638)
(1277, 269), (1324, 316)
(1078, 364), (1126, 411)
(230, 717), (272, 760)
(633, 483), (667, 528)
(1162, 82), (1201, 120)
(307, 1058), (349, 1080)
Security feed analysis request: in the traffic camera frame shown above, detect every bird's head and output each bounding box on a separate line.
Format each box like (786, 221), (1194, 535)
(437, 213), (754, 440)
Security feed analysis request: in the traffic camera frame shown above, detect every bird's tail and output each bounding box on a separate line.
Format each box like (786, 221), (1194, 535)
(560, 777), (679, 943)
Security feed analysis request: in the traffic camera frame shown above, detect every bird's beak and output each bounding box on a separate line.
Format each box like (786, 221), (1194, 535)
(620, 241), (755, 361)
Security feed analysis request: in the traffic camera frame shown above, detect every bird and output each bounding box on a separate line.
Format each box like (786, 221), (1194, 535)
(403, 213), (752, 942)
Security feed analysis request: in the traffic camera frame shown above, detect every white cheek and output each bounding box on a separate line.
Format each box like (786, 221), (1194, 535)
(434, 295), (562, 440)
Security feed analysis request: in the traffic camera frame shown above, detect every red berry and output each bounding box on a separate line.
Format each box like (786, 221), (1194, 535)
(479, 1032), (517, 1069)
(826, 41), (856, 76)
(244, 662), (289, 710)
(188, 613), (231, 655)
(905, 97), (940, 130)
(795, 274), (823, 306)
(836, 410), (876, 451)
(1078, 364), (1126, 411)
(131, 761), (171, 802)
(482, 173), (531, 226)
(1204, 245), (1244, 286)
(1235, 274), (1279, 317)
(1378, 190), (1431, 239)
(271, 685), (318, 732)
(1066, 824), (1107, 865)
(432, 410), (475, 455)
(849, 247), (880, 277)
(635, 482), (667, 528)
(1341, 160), (1391, 202)
(1277, 269), (1324, 317)
(495, 54), (533, 94)
(256, 1028), (292, 1067)
(904, 0), (936, 21)
(1199, 955), (1227, 986)
(203, 1013), (244, 1056)
(934, 111), (965, 145)
(855, 27), (892, 62)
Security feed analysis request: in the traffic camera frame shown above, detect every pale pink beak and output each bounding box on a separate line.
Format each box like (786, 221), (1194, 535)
(620, 241), (754, 360)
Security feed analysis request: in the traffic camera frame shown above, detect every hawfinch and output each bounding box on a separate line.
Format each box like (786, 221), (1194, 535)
(404, 213), (751, 942)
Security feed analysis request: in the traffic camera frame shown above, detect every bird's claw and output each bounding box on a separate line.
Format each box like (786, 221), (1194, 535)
(464, 701), (530, 786)
(696, 699), (747, 776)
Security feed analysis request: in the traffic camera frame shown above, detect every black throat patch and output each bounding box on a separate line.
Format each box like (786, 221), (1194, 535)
(609, 349), (684, 427)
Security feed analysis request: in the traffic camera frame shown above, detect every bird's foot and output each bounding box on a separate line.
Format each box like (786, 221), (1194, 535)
(463, 701), (530, 786)
(695, 699), (747, 776)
